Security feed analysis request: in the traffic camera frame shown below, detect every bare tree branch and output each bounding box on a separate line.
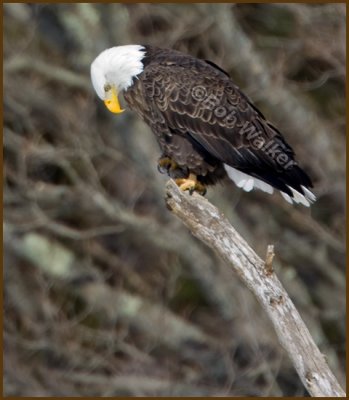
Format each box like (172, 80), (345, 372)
(165, 179), (345, 397)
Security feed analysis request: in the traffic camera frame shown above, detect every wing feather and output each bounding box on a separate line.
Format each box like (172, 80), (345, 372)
(138, 54), (313, 198)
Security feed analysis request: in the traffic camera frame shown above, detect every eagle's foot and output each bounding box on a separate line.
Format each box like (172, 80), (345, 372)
(175, 173), (207, 196)
(157, 157), (178, 174)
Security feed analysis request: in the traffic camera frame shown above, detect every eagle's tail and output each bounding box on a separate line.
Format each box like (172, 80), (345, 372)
(224, 164), (316, 207)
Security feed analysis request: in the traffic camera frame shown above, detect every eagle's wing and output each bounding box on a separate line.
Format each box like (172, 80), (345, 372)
(142, 60), (313, 201)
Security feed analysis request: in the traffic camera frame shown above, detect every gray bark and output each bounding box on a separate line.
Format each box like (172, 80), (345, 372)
(165, 179), (345, 397)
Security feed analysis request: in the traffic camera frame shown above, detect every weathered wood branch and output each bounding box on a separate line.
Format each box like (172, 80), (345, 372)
(165, 179), (345, 397)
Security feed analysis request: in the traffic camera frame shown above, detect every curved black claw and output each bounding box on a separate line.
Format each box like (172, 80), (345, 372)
(157, 157), (173, 175)
(190, 186), (207, 196)
(157, 163), (168, 175)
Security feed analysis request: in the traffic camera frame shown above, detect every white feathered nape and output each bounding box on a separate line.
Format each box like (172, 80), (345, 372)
(224, 164), (316, 207)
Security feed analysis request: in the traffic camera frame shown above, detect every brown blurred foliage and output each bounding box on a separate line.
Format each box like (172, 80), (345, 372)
(3, 3), (346, 396)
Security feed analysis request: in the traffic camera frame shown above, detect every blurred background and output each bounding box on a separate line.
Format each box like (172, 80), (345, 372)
(3, 3), (346, 396)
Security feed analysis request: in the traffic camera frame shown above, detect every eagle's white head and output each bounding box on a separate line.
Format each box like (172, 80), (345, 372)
(90, 45), (146, 113)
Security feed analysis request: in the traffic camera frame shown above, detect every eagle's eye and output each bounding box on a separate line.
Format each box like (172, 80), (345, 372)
(104, 84), (111, 93)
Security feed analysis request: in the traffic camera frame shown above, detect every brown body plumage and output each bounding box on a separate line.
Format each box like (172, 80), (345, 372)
(124, 46), (312, 193)
(91, 45), (315, 205)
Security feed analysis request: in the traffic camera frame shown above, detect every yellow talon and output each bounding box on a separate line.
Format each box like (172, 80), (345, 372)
(175, 173), (207, 195)
(158, 157), (178, 171)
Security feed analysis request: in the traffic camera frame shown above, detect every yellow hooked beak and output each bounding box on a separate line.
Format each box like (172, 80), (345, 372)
(104, 87), (124, 114)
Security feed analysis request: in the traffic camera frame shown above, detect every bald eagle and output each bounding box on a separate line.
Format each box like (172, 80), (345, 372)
(91, 45), (316, 206)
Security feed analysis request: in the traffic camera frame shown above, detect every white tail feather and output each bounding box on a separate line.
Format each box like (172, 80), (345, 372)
(224, 165), (274, 194)
(224, 164), (316, 207)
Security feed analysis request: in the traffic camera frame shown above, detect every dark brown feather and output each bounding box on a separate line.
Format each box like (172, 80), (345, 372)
(124, 46), (313, 194)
